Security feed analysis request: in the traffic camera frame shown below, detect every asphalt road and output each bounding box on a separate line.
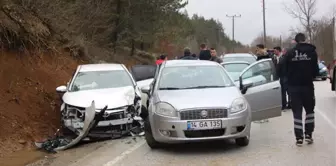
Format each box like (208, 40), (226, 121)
(28, 81), (336, 166)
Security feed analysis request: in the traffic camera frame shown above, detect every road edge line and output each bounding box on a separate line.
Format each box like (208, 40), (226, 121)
(316, 108), (336, 130)
(103, 139), (146, 166)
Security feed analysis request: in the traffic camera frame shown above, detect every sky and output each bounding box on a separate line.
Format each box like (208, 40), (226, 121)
(184, 0), (335, 45)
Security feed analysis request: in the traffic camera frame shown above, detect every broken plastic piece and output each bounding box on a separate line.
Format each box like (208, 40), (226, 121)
(55, 101), (107, 151)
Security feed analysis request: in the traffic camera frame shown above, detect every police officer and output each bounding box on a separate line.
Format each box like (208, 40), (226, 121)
(279, 33), (319, 146)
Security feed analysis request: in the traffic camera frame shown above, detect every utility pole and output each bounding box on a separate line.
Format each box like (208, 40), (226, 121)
(279, 35), (282, 48)
(226, 14), (241, 52)
(262, 0), (267, 47)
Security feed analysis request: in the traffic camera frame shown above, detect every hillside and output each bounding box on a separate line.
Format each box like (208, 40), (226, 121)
(0, 0), (247, 164)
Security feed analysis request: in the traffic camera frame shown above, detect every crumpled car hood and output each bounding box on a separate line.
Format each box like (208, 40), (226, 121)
(62, 86), (135, 109)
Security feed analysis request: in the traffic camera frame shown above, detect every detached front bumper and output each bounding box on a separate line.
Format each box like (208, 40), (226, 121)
(150, 110), (250, 143)
(63, 106), (138, 138)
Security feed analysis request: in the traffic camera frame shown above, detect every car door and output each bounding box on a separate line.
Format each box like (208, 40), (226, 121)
(240, 59), (282, 121)
(130, 65), (157, 107)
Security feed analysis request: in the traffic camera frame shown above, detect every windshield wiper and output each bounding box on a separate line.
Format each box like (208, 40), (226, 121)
(183, 85), (227, 89)
(159, 87), (182, 90)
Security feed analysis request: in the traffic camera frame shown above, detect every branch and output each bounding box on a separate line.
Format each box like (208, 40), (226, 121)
(283, 2), (307, 22)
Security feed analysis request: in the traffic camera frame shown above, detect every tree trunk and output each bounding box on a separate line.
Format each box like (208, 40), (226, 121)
(130, 39), (135, 56)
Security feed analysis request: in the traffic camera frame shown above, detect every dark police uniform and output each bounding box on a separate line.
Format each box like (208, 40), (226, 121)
(280, 43), (319, 142)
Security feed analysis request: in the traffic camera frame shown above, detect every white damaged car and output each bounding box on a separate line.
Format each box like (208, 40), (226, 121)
(56, 64), (156, 143)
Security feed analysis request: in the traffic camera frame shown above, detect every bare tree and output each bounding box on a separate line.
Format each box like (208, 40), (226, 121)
(284, 0), (317, 42)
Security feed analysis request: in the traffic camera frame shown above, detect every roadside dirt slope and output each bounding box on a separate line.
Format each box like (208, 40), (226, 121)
(0, 50), (81, 158)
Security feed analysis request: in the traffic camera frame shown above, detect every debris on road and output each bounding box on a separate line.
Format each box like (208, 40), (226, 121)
(35, 101), (144, 153)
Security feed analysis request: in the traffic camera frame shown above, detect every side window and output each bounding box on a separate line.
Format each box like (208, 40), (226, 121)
(241, 60), (276, 87)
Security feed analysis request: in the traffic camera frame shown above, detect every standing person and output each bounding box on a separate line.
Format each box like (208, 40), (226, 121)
(155, 54), (167, 65)
(255, 44), (271, 61)
(199, 43), (211, 60)
(180, 47), (198, 60)
(274, 46), (291, 111)
(280, 33), (319, 146)
(209, 48), (223, 63)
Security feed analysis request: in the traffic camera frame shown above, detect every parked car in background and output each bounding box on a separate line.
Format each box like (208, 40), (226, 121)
(221, 61), (250, 82)
(134, 60), (281, 149)
(222, 53), (257, 64)
(328, 59), (336, 93)
(316, 61), (328, 81)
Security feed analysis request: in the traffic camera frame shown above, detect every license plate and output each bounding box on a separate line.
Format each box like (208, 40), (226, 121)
(187, 120), (222, 130)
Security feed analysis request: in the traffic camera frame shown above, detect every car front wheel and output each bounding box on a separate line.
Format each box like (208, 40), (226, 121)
(144, 118), (163, 149)
(235, 136), (250, 147)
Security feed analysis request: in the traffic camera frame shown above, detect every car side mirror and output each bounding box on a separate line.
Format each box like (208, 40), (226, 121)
(141, 86), (150, 96)
(56, 85), (67, 93)
(239, 77), (253, 94)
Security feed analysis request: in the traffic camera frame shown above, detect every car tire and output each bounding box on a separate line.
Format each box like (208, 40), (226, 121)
(139, 105), (149, 120)
(144, 118), (163, 149)
(235, 136), (250, 147)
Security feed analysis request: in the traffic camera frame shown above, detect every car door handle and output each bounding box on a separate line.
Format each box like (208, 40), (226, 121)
(272, 87), (280, 90)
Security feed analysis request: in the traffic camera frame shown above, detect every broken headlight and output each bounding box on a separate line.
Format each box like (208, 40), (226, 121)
(64, 104), (85, 120)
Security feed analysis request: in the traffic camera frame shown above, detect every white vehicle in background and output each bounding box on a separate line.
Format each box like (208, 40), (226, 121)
(55, 64), (155, 147)
(221, 61), (251, 82)
(221, 61), (268, 87)
(222, 53), (257, 64)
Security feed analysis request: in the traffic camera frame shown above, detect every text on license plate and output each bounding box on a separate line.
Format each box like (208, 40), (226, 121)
(187, 120), (222, 130)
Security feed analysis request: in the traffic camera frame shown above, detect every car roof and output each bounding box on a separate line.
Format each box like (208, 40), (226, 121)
(78, 63), (125, 72)
(223, 53), (255, 58)
(221, 61), (251, 65)
(163, 60), (219, 67)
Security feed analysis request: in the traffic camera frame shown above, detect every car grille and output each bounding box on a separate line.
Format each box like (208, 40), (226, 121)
(184, 129), (225, 138)
(102, 111), (125, 121)
(180, 109), (228, 120)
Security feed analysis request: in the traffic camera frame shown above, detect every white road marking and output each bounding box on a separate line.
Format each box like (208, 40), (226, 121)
(316, 108), (336, 130)
(103, 140), (146, 166)
(103, 104), (335, 166)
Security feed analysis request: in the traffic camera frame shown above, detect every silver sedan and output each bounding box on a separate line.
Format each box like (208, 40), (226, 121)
(132, 59), (282, 149)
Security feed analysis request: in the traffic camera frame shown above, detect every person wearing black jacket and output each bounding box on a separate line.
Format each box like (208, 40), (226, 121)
(255, 44), (271, 61)
(209, 48), (223, 63)
(199, 43), (211, 60)
(274, 46), (291, 111)
(180, 47), (198, 60)
(279, 33), (319, 146)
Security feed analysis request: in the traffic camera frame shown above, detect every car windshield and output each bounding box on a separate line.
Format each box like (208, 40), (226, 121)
(223, 56), (256, 64)
(69, 70), (134, 92)
(158, 66), (234, 90)
(222, 63), (250, 81)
